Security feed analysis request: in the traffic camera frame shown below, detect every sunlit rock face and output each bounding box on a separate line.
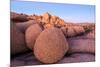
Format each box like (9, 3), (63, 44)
(10, 12), (95, 66)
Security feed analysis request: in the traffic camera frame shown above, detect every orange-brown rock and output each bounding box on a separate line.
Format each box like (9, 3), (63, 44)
(60, 26), (67, 36)
(27, 12), (65, 28)
(10, 12), (95, 65)
(25, 24), (43, 50)
(34, 27), (69, 64)
(42, 12), (51, 24)
(27, 14), (42, 23)
(73, 26), (85, 35)
(66, 26), (76, 37)
(55, 18), (65, 27)
(80, 23), (95, 32)
(50, 16), (58, 25)
(44, 24), (54, 29)
(61, 24), (88, 37)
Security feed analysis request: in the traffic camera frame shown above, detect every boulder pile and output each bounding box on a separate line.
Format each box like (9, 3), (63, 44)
(11, 12), (95, 66)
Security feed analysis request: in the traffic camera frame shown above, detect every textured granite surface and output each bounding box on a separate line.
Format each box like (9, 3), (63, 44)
(11, 30), (95, 66)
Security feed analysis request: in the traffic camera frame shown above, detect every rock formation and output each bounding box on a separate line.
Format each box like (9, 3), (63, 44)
(11, 12), (29, 22)
(11, 23), (29, 55)
(10, 12), (95, 65)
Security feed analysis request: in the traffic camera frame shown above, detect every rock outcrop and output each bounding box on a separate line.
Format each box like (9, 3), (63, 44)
(11, 12), (94, 38)
(10, 12), (95, 66)
(27, 12), (94, 37)
(27, 12), (65, 28)
(11, 12), (29, 22)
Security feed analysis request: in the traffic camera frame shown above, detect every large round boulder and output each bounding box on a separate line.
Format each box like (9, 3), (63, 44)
(34, 27), (69, 63)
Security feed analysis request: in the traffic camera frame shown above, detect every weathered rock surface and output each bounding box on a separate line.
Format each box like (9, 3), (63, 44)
(11, 12), (94, 37)
(58, 53), (95, 63)
(60, 24), (93, 37)
(25, 24), (43, 50)
(67, 38), (95, 54)
(15, 20), (36, 33)
(34, 27), (69, 63)
(10, 12), (95, 66)
(11, 23), (29, 55)
(10, 29), (95, 66)
(11, 52), (95, 66)
(67, 29), (95, 54)
(11, 12), (29, 22)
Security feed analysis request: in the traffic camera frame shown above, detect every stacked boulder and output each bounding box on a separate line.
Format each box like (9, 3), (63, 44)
(11, 12), (95, 65)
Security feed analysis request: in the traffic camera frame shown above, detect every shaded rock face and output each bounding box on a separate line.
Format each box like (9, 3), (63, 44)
(15, 20), (37, 33)
(67, 39), (95, 54)
(80, 23), (95, 32)
(61, 25), (85, 37)
(11, 30), (95, 66)
(66, 28), (95, 54)
(86, 30), (95, 39)
(11, 23), (29, 55)
(11, 12), (29, 22)
(34, 28), (69, 64)
(25, 24), (43, 50)
(58, 53), (95, 63)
